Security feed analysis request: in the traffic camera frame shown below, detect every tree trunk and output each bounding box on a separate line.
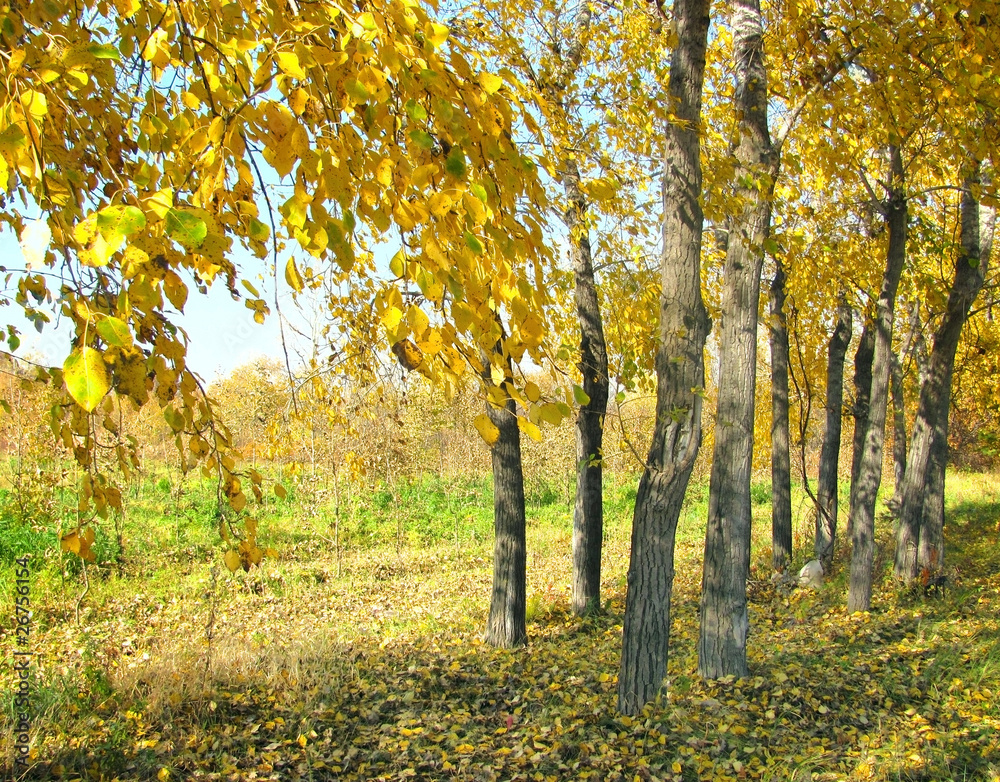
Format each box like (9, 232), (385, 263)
(542, 0), (608, 617)
(769, 260), (793, 573)
(566, 160), (609, 616)
(889, 302), (920, 510)
(848, 145), (907, 614)
(849, 321), (875, 520)
(889, 352), (907, 496)
(618, 0), (711, 715)
(895, 168), (995, 583)
(484, 364), (528, 648)
(815, 295), (852, 570)
(699, 0), (774, 681)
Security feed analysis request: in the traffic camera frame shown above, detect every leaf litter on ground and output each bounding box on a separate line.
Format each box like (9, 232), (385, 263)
(1, 475), (998, 781)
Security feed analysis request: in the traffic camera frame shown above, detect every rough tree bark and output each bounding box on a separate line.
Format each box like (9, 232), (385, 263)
(699, 0), (775, 680)
(888, 302), (921, 510)
(848, 145), (907, 614)
(618, 0), (711, 715)
(769, 260), (793, 573)
(484, 353), (528, 648)
(551, 3), (610, 617)
(895, 167), (995, 583)
(815, 295), (852, 570)
(890, 365), (911, 498)
(849, 322), (875, 515)
(568, 160), (609, 615)
(569, 196), (609, 615)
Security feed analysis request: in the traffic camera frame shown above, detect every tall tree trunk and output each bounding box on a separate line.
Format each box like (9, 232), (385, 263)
(769, 260), (793, 573)
(484, 356), (528, 648)
(567, 157), (609, 615)
(889, 353), (907, 497)
(848, 145), (907, 614)
(815, 295), (852, 570)
(895, 167), (995, 583)
(699, 0), (774, 681)
(889, 302), (921, 510)
(618, 0), (711, 715)
(544, 0), (608, 617)
(849, 321), (875, 521)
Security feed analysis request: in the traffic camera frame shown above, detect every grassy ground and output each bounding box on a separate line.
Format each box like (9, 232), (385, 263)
(0, 468), (998, 781)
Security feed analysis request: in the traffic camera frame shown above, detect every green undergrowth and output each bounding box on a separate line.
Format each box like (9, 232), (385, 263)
(0, 468), (997, 781)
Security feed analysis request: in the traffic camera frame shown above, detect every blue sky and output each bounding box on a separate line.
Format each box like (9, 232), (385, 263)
(3, 225), (286, 382)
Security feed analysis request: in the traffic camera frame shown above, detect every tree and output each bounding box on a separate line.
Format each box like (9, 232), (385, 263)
(698, 0), (775, 680)
(814, 294), (852, 570)
(618, 0), (711, 715)
(768, 260), (793, 572)
(2, 0), (555, 574)
(848, 144), (908, 613)
(448, 0), (670, 617)
(482, 350), (528, 647)
(895, 165), (996, 583)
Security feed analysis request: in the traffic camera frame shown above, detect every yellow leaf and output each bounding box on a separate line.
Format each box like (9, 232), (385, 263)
(473, 413), (500, 446)
(520, 313), (544, 348)
(275, 51), (306, 80)
(376, 158), (395, 187)
(61, 531), (81, 554)
(285, 257), (305, 292)
(381, 305), (403, 330)
(223, 549), (241, 572)
(479, 73), (503, 94)
(289, 88), (309, 116)
(425, 22), (449, 48)
(64, 346), (111, 412)
(517, 416), (542, 442)
(274, 483), (288, 500)
(158, 769), (171, 782)
(392, 338), (424, 371)
(525, 381), (541, 403)
(20, 89), (48, 119)
(539, 403), (563, 426)
(428, 192), (453, 216)
(671, 761), (682, 774)
(416, 327), (443, 356)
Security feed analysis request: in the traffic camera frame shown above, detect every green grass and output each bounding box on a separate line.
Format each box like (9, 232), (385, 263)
(0, 465), (997, 780)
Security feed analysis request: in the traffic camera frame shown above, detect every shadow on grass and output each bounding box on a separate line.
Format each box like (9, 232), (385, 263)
(5, 479), (1000, 781)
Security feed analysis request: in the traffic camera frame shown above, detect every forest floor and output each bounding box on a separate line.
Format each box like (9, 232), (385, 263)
(0, 470), (998, 781)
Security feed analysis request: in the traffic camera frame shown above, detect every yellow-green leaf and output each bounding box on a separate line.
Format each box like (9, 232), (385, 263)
(64, 346), (110, 412)
(165, 209), (208, 249)
(96, 316), (133, 348)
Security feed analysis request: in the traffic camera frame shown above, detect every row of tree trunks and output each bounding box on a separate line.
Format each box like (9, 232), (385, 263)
(895, 165), (996, 582)
(699, 0), (774, 681)
(617, 0), (712, 715)
(848, 144), (908, 614)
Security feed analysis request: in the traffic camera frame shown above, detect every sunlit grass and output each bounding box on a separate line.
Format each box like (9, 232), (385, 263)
(0, 466), (997, 780)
